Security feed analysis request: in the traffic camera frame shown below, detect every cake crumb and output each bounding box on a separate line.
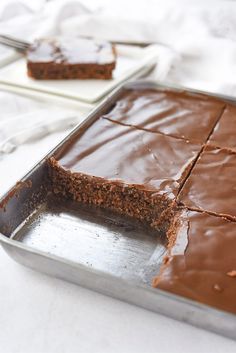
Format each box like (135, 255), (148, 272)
(227, 270), (236, 277)
(213, 284), (223, 292)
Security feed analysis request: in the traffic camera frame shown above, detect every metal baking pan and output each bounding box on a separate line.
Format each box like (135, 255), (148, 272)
(1, 80), (236, 340)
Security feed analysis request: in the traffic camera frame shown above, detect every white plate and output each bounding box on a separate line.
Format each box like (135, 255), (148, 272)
(0, 44), (158, 104)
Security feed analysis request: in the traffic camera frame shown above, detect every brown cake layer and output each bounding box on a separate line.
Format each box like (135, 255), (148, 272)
(49, 118), (201, 232)
(27, 62), (116, 80)
(103, 88), (225, 143)
(27, 37), (116, 80)
(49, 162), (175, 232)
(153, 210), (236, 315)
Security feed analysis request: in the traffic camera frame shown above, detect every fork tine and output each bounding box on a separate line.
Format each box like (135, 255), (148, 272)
(0, 37), (28, 48)
(0, 35), (30, 52)
(0, 37), (29, 52)
(0, 34), (30, 48)
(0, 38), (26, 51)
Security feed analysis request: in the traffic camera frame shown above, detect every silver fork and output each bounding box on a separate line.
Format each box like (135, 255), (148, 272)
(0, 35), (30, 52)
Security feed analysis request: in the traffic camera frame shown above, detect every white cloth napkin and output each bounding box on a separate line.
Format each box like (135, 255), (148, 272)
(0, 89), (85, 156)
(0, 108), (79, 155)
(1, 0), (236, 154)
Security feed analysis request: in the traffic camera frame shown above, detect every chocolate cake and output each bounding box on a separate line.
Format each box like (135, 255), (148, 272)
(27, 37), (116, 80)
(48, 87), (236, 315)
(153, 210), (236, 314)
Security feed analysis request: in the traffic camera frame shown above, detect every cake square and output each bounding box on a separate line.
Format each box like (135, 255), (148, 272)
(103, 89), (225, 143)
(49, 118), (201, 230)
(153, 210), (236, 314)
(27, 37), (116, 80)
(178, 146), (236, 220)
(208, 104), (236, 151)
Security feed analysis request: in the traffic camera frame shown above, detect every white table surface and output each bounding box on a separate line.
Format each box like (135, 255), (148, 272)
(0, 91), (236, 353)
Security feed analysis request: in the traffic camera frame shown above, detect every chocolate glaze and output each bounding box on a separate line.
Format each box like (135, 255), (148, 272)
(103, 89), (225, 143)
(27, 37), (116, 65)
(208, 104), (236, 151)
(179, 146), (236, 220)
(55, 118), (201, 196)
(155, 210), (236, 314)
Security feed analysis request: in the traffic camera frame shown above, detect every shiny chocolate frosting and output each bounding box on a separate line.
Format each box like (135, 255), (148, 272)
(155, 210), (236, 314)
(103, 89), (225, 143)
(179, 146), (236, 220)
(208, 104), (236, 151)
